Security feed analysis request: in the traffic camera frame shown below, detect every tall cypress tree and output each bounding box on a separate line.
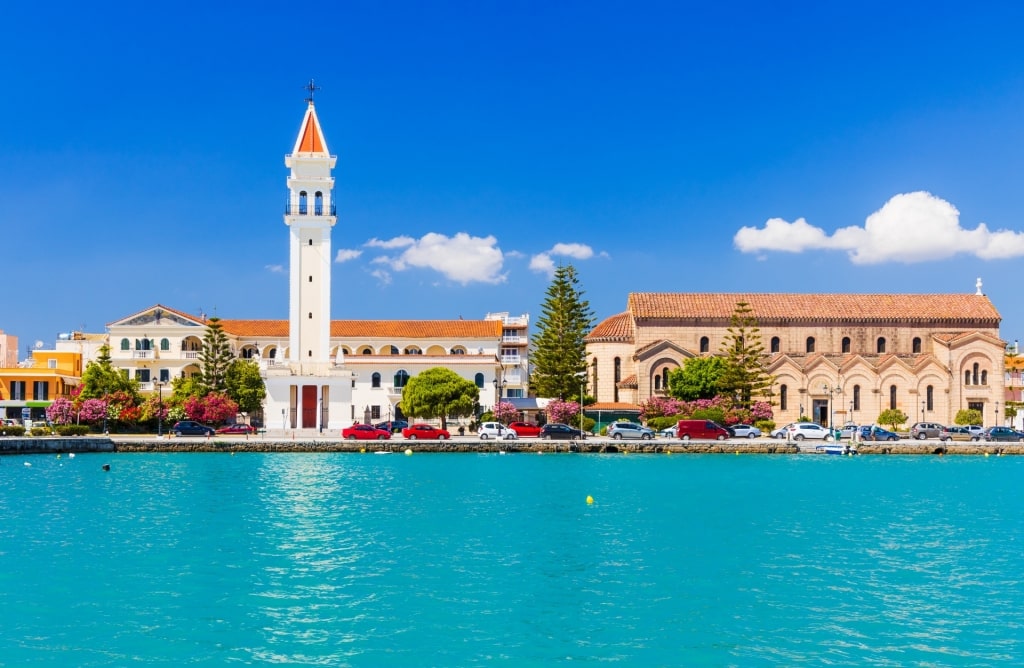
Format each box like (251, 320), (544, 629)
(199, 317), (235, 393)
(530, 264), (595, 400)
(717, 301), (774, 408)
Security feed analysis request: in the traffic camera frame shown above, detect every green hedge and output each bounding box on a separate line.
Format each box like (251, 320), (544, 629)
(0, 425), (26, 437)
(55, 425), (91, 436)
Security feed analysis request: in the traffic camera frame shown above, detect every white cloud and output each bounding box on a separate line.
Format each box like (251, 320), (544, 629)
(378, 232), (506, 284)
(264, 264), (285, 273)
(366, 236), (415, 249)
(734, 191), (1024, 264)
(334, 248), (363, 263)
(370, 268), (392, 285)
(529, 242), (602, 276)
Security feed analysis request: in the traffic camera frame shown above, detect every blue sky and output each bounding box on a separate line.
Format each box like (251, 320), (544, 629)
(4, 1), (1024, 356)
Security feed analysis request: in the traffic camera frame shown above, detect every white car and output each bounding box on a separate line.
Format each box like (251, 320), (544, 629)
(607, 422), (655, 440)
(729, 424), (762, 438)
(658, 425), (677, 438)
(786, 423), (834, 441)
(478, 422), (517, 440)
(770, 423), (795, 438)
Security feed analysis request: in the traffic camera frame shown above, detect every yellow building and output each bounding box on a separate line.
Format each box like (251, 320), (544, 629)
(0, 349), (82, 423)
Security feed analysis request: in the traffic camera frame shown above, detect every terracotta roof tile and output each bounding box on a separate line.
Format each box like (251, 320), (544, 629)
(617, 374), (637, 388)
(626, 292), (1001, 324)
(586, 402), (641, 411)
(585, 312), (634, 342)
(218, 319), (501, 339)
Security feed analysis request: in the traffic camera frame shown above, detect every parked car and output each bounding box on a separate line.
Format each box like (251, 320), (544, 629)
(215, 423), (257, 435)
(728, 424), (762, 439)
(607, 422), (655, 440)
(508, 421), (542, 437)
(172, 420), (215, 437)
(658, 425), (678, 438)
(981, 426), (1024, 442)
(838, 423), (860, 440)
(342, 424), (391, 440)
(478, 421), (517, 440)
(374, 420), (409, 433)
(964, 425), (985, 437)
(910, 422), (943, 439)
(858, 425), (900, 442)
(786, 423), (833, 441)
(676, 419), (730, 441)
(402, 424), (450, 440)
(770, 422), (796, 438)
(539, 423), (584, 440)
(939, 426), (974, 442)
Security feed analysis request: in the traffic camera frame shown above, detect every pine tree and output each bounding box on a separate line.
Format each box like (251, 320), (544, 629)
(199, 317), (235, 393)
(717, 302), (774, 408)
(530, 264), (595, 400)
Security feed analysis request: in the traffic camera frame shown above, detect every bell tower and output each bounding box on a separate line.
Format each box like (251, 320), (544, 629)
(284, 88), (336, 363)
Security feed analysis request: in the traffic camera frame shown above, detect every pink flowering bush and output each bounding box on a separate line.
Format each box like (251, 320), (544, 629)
(79, 398), (108, 422)
(46, 397), (76, 425)
(493, 401), (519, 424)
(639, 396), (687, 419)
(184, 392), (238, 424)
(546, 399), (580, 425)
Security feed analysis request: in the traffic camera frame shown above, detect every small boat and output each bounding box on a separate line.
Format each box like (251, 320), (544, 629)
(815, 443), (858, 456)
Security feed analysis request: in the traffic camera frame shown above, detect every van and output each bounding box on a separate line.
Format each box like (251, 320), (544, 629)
(676, 419), (730, 441)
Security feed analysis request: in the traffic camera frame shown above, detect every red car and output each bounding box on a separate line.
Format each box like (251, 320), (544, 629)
(401, 424), (450, 440)
(215, 423), (257, 435)
(508, 421), (542, 437)
(342, 424), (391, 440)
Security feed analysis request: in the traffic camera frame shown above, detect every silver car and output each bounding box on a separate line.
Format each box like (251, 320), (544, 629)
(729, 424), (762, 438)
(607, 422), (655, 440)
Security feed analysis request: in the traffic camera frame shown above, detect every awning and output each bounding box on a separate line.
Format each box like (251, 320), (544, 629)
(0, 400), (53, 408)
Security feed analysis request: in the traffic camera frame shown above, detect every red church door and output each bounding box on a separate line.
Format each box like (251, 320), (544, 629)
(302, 385), (317, 428)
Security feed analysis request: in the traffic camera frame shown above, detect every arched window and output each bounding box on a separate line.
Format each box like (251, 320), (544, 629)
(700, 337), (709, 353)
(614, 357), (621, 382)
(842, 337), (851, 354)
(877, 337), (886, 354)
(926, 385), (934, 411)
(120, 338), (130, 351)
(654, 375), (661, 391)
(160, 338), (170, 351)
(981, 370), (988, 385)
(360, 347), (373, 355)
(663, 367), (669, 390)
(451, 347), (466, 355)
(299, 191), (308, 215)
(965, 370), (971, 385)
(404, 347), (422, 355)
(973, 363), (979, 385)
(806, 337), (815, 353)
(474, 373), (484, 388)
(780, 384), (788, 411)
(912, 337), (922, 354)
(770, 337), (780, 353)
(268, 348), (277, 359)
(394, 370), (410, 389)
(390, 345), (399, 355)
(889, 385), (897, 410)
(314, 191), (323, 215)
(853, 384), (861, 411)
(371, 372), (381, 388)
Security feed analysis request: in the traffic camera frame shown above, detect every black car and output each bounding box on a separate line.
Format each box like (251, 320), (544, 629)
(374, 420), (409, 433)
(172, 420), (215, 436)
(981, 426), (1024, 442)
(539, 423), (584, 440)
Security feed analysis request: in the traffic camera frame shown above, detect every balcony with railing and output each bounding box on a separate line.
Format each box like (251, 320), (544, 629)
(133, 350), (154, 359)
(500, 355), (521, 365)
(285, 201), (337, 216)
(501, 335), (526, 344)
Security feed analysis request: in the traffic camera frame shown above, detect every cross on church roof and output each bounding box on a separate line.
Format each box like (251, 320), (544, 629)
(304, 79), (321, 104)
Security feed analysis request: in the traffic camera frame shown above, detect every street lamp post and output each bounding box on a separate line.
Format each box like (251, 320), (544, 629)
(921, 400), (925, 424)
(154, 380), (164, 437)
(996, 401), (1000, 427)
(575, 371), (587, 437)
(822, 382), (842, 433)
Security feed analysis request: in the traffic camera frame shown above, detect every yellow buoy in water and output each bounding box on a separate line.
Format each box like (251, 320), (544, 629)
(405, 448), (413, 456)
(360, 447), (366, 453)
(985, 452), (990, 457)
(586, 495), (594, 505)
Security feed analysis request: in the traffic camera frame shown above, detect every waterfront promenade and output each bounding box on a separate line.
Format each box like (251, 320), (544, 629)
(2, 432), (1023, 455)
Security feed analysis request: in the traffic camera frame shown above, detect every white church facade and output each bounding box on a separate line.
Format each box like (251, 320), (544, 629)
(101, 98), (529, 430)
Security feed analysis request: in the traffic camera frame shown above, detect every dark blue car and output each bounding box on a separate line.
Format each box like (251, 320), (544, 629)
(172, 420), (215, 436)
(858, 426), (899, 442)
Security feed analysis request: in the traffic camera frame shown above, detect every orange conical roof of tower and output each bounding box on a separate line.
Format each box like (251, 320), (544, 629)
(292, 103), (329, 154)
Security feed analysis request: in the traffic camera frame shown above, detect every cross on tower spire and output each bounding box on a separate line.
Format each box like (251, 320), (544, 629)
(303, 79), (321, 104)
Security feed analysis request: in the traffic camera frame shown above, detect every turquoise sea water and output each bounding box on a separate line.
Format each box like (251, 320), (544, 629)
(1, 452), (1022, 667)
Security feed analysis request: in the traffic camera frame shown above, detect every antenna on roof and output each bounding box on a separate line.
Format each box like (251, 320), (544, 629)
(304, 79), (320, 104)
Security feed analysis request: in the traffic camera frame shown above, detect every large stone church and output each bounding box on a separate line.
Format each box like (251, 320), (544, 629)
(585, 289), (1006, 427)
